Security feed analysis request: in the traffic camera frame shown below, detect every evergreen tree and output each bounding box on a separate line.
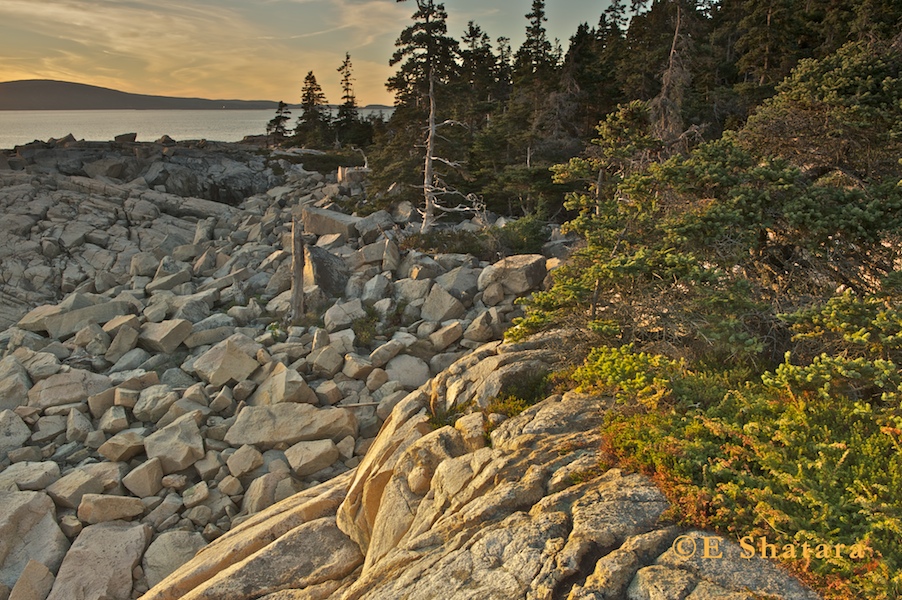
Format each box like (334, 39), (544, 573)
(265, 101), (292, 143)
(336, 53), (358, 130)
(454, 22), (498, 136)
(734, 0), (802, 89)
(493, 37), (514, 104)
(334, 53), (373, 146)
(295, 71), (330, 147)
(512, 0), (556, 84)
(471, 0), (572, 216)
(386, 0), (459, 108)
(374, 0), (462, 232)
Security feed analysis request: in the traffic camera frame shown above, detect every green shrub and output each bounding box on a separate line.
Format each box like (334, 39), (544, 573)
(489, 214), (548, 255)
(590, 344), (902, 599)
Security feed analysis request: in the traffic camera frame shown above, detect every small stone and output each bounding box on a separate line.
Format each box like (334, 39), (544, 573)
(97, 429), (145, 461)
(284, 439), (340, 477)
(77, 493), (145, 524)
(182, 481), (210, 508)
(218, 475), (243, 496)
(227, 444), (264, 478)
(161, 474), (188, 490)
(365, 368), (389, 391)
(122, 457), (163, 498)
(315, 380), (343, 405)
(144, 415), (205, 474)
(59, 514), (83, 538)
(98, 405), (129, 434)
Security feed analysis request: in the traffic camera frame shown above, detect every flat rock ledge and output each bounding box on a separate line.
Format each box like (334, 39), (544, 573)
(141, 340), (821, 600)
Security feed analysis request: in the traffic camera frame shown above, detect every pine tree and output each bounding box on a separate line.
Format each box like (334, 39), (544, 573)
(377, 0), (462, 232)
(334, 53), (372, 146)
(494, 37), (514, 103)
(336, 53), (358, 129)
(265, 101), (292, 143)
(386, 0), (459, 108)
(734, 0), (802, 88)
(455, 22), (498, 135)
(513, 0), (556, 84)
(295, 71), (330, 147)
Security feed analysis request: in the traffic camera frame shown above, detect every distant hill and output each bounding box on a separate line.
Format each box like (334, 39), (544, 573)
(0, 80), (396, 113)
(0, 80), (279, 110)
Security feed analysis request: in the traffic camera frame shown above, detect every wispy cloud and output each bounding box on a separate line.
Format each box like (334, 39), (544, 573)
(0, 0), (403, 103)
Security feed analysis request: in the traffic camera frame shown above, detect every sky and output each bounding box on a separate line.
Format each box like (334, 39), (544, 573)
(0, 0), (610, 107)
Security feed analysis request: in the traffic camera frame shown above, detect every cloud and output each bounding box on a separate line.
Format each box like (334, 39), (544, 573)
(0, 0), (405, 103)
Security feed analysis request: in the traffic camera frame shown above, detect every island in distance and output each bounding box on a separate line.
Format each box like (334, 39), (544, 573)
(0, 79), (393, 112)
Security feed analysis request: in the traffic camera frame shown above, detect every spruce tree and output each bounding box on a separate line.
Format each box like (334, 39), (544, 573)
(265, 101), (292, 143)
(295, 71), (330, 147)
(374, 0), (461, 232)
(334, 53), (372, 146)
(336, 53), (358, 129)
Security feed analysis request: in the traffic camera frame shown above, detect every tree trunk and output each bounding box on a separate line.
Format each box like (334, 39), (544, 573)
(290, 219), (305, 324)
(421, 67), (438, 234)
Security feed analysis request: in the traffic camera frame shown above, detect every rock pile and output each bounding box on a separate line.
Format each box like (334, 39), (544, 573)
(141, 332), (821, 600)
(0, 137), (327, 331)
(0, 141), (555, 599)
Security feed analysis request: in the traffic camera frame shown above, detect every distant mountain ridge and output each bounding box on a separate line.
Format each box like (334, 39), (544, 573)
(0, 80), (394, 112)
(0, 80), (274, 110)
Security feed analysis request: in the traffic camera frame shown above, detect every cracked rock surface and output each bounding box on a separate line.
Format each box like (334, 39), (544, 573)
(143, 340), (820, 600)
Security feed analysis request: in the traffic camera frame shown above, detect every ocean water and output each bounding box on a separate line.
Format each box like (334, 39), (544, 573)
(0, 109), (276, 150)
(0, 108), (392, 150)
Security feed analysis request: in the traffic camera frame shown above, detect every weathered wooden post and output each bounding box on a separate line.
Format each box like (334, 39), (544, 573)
(290, 218), (305, 324)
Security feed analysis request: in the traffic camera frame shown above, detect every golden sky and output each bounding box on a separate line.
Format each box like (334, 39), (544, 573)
(0, 0), (608, 106)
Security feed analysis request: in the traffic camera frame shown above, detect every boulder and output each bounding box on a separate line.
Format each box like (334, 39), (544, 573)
(355, 210), (395, 244)
(385, 354), (431, 390)
(308, 346), (344, 378)
(477, 254), (547, 294)
(45, 521), (150, 600)
(429, 321), (463, 351)
(192, 340), (259, 386)
(435, 266), (479, 303)
(420, 285), (466, 322)
(324, 299), (366, 332)
(0, 461), (60, 492)
(248, 363), (316, 406)
(394, 278), (432, 303)
(226, 444), (264, 478)
(133, 386), (179, 422)
(104, 326), (140, 364)
(142, 531), (207, 589)
(65, 408), (93, 443)
(285, 439), (340, 477)
(304, 246), (350, 299)
(0, 410), (30, 461)
(224, 404), (358, 447)
(76, 494), (145, 524)
(26, 370), (111, 411)
(8, 559), (55, 600)
(138, 320), (193, 354)
(122, 457), (163, 498)
(144, 415), (205, 474)
(45, 469), (104, 509)
(0, 357), (31, 411)
(42, 301), (133, 340)
(97, 429), (145, 462)
(368, 340), (405, 369)
(0, 491), (69, 589)
(301, 206), (361, 239)
(464, 309), (498, 342)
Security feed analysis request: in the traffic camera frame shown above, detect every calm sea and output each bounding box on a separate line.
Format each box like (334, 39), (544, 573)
(0, 109), (276, 150)
(0, 108), (392, 151)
